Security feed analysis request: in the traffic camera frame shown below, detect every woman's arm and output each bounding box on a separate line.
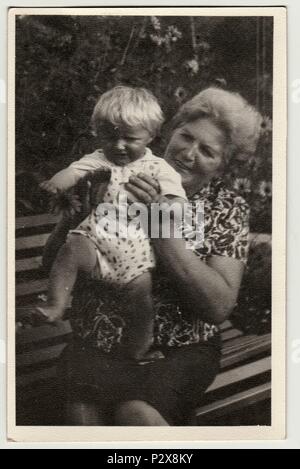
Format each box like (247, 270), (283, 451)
(154, 235), (244, 324)
(126, 173), (245, 325)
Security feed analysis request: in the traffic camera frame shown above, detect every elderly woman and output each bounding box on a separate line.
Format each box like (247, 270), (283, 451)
(51, 87), (262, 426)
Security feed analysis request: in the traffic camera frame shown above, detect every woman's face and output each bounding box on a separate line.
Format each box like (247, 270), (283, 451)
(165, 117), (227, 195)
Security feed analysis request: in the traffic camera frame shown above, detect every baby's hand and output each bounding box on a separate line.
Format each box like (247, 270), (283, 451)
(39, 180), (59, 194)
(88, 168), (112, 207)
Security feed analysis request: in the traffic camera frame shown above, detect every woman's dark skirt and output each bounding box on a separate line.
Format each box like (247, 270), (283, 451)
(58, 337), (221, 425)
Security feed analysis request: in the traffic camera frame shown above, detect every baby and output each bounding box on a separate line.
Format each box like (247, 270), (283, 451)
(39, 86), (187, 360)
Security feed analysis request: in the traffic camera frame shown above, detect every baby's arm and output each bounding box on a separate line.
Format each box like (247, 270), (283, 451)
(40, 151), (110, 194)
(144, 161), (187, 229)
(156, 160), (187, 203)
(40, 168), (81, 194)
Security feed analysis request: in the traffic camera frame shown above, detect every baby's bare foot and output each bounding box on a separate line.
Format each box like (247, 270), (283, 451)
(35, 306), (63, 323)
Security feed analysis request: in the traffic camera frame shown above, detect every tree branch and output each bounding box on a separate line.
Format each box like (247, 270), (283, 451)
(190, 16), (197, 55)
(120, 25), (136, 66)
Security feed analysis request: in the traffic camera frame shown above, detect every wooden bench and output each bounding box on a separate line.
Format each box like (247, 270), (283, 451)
(15, 213), (272, 426)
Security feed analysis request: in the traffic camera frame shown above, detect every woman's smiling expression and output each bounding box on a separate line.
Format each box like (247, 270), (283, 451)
(165, 117), (227, 195)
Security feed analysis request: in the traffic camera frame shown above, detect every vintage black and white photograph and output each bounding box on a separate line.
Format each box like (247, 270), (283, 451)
(8, 7), (286, 440)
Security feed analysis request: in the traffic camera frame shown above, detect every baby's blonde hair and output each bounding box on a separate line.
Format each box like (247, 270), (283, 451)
(173, 87), (263, 158)
(91, 86), (164, 136)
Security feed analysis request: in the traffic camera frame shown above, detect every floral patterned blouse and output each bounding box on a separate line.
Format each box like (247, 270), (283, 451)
(70, 177), (250, 352)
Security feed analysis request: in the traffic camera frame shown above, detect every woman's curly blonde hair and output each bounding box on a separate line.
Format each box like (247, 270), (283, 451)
(172, 87), (263, 160)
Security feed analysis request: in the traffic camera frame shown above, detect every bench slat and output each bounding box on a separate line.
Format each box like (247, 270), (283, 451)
(222, 334), (268, 355)
(16, 320), (72, 347)
(16, 233), (50, 251)
(219, 320), (232, 332)
(222, 333), (270, 356)
(16, 256), (43, 272)
(17, 343), (68, 369)
(195, 382), (271, 421)
(16, 279), (49, 297)
(222, 334), (256, 352)
(221, 335), (271, 368)
(207, 356), (271, 393)
(16, 214), (59, 230)
(221, 328), (243, 342)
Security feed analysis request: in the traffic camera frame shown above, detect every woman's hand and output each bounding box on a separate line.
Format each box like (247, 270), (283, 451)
(126, 173), (161, 205)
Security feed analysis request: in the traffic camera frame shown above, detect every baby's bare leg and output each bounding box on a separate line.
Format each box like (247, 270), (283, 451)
(39, 234), (98, 322)
(124, 271), (155, 360)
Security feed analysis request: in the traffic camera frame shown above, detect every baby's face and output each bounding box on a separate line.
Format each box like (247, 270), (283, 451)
(97, 122), (153, 166)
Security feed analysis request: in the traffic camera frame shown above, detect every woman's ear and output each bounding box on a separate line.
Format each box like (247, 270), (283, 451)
(220, 143), (235, 173)
(222, 143), (237, 170)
